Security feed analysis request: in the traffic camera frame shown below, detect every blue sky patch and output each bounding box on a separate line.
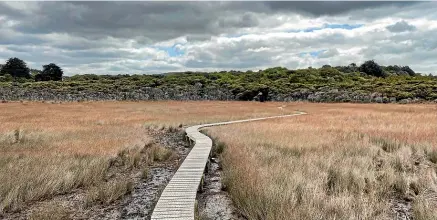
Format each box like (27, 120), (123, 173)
(289, 23), (363, 33)
(324, 24), (364, 30)
(299, 49), (327, 57)
(155, 44), (185, 57)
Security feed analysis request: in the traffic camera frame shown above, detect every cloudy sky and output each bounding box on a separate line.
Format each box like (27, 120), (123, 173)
(0, 1), (436, 75)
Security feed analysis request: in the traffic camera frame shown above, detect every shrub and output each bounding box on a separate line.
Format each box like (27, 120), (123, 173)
(359, 60), (386, 77)
(35, 63), (64, 81)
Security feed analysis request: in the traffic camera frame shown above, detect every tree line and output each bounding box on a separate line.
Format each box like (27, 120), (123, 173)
(0, 57), (63, 82)
(0, 57), (426, 82)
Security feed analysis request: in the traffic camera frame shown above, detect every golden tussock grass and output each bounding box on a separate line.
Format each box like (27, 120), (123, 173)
(0, 101), (292, 213)
(28, 202), (72, 220)
(207, 103), (437, 220)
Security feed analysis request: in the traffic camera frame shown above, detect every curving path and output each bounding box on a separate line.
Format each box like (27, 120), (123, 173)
(151, 112), (307, 220)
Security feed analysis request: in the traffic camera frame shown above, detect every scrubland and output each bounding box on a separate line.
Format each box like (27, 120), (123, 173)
(3, 65), (437, 103)
(207, 103), (437, 220)
(0, 101), (292, 214)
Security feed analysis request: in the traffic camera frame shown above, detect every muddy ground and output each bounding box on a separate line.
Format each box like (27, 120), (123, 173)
(196, 156), (246, 220)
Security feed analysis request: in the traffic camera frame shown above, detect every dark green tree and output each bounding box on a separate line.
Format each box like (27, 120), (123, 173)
(401, 66), (416, 76)
(36, 63), (63, 81)
(348, 63), (358, 72)
(359, 60), (385, 77)
(0, 57), (30, 78)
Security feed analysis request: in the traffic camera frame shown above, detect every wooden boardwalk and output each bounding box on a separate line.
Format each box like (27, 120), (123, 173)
(151, 112), (306, 220)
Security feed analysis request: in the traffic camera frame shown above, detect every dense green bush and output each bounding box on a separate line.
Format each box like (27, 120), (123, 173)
(0, 58), (31, 79)
(359, 60), (386, 77)
(35, 63), (63, 81)
(0, 58), (436, 102)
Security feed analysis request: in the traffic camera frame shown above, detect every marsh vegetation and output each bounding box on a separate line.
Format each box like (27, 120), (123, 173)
(208, 103), (437, 219)
(0, 101), (291, 216)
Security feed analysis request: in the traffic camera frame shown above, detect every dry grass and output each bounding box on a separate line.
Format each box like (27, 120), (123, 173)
(207, 103), (437, 220)
(28, 202), (71, 220)
(84, 143), (175, 208)
(85, 179), (134, 207)
(0, 155), (108, 212)
(0, 101), (292, 213)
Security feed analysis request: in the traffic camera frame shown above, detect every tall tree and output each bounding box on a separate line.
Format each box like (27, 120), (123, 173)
(359, 60), (386, 77)
(36, 63), (63, 81)
(0, 57), (30, 78)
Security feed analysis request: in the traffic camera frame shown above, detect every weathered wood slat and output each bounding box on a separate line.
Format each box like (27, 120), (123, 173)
(151, 112), (306, 220)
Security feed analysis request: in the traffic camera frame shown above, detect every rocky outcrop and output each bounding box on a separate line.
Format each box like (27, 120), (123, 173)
(0, 86), (235, 101)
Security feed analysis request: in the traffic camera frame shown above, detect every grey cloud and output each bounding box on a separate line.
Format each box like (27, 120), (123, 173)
(386, 20), (417, 32)
(0, 31), (47, 46)
(262, 2), (416, 16)
(0, 2), (27, 19)
(186, 35), (213, 43)
(346, 2), (434, 21)
(318, 49), (340, 58)
(64, 50), (124, 60)
(5, 45), (30, 53)
(2, 2), (260, 42)
(1, 1), (423, 44)
(218, 13), (259, 29)
(358, 29), (437, 72)
(388, 29), (437, 50)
